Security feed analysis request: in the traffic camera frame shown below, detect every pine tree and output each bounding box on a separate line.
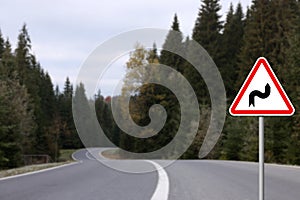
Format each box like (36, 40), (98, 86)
(0, 74), (34, 169)
(0, 30), (4, 58)
(285, 0), (300, 165)
(222, 3), (244, 101)
(192, 0), (223, 64)
(58, 77), (82, 149)
(160, 14), (184, 73)
(237, 0), (298, 163)
(64, 77), (73, 98)
(73, 83), (102, 148)
(219, 3), (246, 161)
(15, 24), (32, 84)
(14, 25), (59, 158)
(184, 0), (223, 106)
(95, 91), (115, 146)
(0, 39), (15, 78)
(182, 1), (224, 157)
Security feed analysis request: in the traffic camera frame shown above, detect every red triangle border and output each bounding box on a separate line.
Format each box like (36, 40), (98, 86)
(229, 57), (295, 116)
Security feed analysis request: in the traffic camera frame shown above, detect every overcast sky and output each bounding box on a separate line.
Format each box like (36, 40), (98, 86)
(0, 0), (252, 96)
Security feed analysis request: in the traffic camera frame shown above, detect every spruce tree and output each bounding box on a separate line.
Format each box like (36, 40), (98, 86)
(192, 0), (223, 65)
(184, 0), (223, 106)
(222, 3), (244, 101)
(73, 83), (102, 148)
(0, 30), (4, 58)
(0, 39), (15, 78)
(285, 0), (300, 164)
(0, 73), (34, 168)
(64, 77), (73, 98)
(160, 14), (184, 73)
(15, 24), (32, 84)
(14, 25), (58, 158)
(237, 0), (298, 163)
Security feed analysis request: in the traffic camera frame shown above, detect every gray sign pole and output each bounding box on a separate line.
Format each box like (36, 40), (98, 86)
(259, 116), (264, 200)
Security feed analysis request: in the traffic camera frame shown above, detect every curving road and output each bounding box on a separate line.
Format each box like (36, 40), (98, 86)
(0, 149), (157, 200)
(0, 148), (300, 200)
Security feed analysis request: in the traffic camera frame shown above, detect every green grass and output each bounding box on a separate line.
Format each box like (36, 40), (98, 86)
(58, 149), (77, 162)
(0, 162), (71, 178)
(101, 149), (121, 159)
(0, 149), (78, 178)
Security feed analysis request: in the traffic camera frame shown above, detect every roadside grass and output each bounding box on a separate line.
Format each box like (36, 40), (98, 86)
(0, 162), (72, 178)
(0, 149), (77, 178)
(101, 149), (121, 159)
(59, 149), (77, 162)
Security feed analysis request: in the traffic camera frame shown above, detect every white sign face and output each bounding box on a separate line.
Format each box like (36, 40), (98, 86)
(229, 57), (295, 116)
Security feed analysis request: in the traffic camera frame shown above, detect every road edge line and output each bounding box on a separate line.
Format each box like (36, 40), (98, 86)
(147, 160), (170, 200)
(0, 162), (78, 181)
(85, 151), (96, 160)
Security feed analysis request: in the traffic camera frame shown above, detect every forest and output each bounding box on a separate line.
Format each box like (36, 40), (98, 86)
(1, 0), (300, 169)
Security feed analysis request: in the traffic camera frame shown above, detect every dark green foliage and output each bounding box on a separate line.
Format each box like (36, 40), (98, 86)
(1, 0), (300, 167)
(185, 0), (223, 105)
(0, 73), (34, 169)
(116, 0), (300, 164)
(222, 3), (245, 101)
(192, 0), (223, 65)
(235, 0), (299, 164)
(0, 30), (4, 58)
(95, 91), (116, 145)
(160, 14), (184, 73)
(73, 83), (111, 148)
(218, 3), (245, 161)
(285, 1), (300, 164)
(13, 25), (57, 158)
(55, 78), (82, 149)
(0, 25), (119, 168)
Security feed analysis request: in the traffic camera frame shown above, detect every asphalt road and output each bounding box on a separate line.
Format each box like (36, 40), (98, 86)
(0, 149), (300, 200)
(165, 160), (300, 200)
(0, 149), (157, 200)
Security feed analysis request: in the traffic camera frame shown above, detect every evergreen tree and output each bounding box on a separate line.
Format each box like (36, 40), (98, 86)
(64, 77), (73, 98)
(160, 14), (184, 73)
(181, 1), (224, 158)
(15, 24), (32, 84)
(1, 39), (15, 78)
(184, 0), (223, 106)
(73, 83), (102, 148)
(59, 77), (82, 149)
(222, 3), (244, 101)
(219, 3), (245, 161)
(95, 91), (115, 145)
(237, 0), (298, 163)
(286, 0), (300, 165)
(14, 25), (58, 158)
(192, 0), (223, 64)
(0, 74), (34, 169)
(0, 30), (4, 58)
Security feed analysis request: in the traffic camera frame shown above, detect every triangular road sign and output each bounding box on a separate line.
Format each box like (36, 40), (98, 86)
(229, 57), (295, 116)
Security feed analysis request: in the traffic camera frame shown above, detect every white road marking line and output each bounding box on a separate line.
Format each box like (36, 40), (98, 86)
(266, 163), (300, 169)
(0, 162), (78, 181)
(147, 160), (170, 200)
(0, 150), (87, 181)
(96, 148), (170, 200)
(85, 150), (96, 160)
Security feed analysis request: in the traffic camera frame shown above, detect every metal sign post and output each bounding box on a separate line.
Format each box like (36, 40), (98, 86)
(229, 57), (295, 200)
(259, 117), (264, 200)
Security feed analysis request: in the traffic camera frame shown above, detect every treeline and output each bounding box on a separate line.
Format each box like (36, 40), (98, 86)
(1, 0), (300, 169)
(0, 25), (116, 169)
(116, 0), (300, 164)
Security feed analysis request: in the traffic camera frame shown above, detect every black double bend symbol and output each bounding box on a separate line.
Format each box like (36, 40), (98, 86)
(249, 83), (271, 107)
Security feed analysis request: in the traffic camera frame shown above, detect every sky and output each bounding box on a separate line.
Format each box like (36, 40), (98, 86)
(0, 0), (252, 97)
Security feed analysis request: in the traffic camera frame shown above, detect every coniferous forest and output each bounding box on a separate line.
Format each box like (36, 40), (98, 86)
(1, 0), (300, 169)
